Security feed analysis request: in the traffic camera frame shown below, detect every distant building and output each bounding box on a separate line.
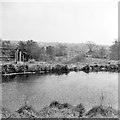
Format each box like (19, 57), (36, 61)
(0, 40), (15, 61)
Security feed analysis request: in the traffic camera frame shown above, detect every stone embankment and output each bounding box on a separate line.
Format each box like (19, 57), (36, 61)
(1, 62), (120, 77)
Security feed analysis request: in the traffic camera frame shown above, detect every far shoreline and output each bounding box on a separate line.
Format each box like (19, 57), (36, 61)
(1, 58), (119, 78)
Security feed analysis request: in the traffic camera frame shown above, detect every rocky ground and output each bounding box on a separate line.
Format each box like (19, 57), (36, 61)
(1, 101), (118, 118)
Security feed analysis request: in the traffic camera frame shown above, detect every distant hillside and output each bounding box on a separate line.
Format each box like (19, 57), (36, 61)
(64, 54), (86, 64)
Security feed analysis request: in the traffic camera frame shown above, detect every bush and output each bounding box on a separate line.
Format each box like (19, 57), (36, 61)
(74, 103), (85, 117)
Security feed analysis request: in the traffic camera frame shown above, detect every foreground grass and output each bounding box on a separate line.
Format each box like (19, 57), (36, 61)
(1, 101), (118, 118)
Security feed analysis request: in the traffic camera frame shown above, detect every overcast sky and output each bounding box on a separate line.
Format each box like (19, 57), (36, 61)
(0, 0), (118, 45)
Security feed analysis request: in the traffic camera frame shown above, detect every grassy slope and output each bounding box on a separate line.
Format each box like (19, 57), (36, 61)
(2, 101), (118, 118)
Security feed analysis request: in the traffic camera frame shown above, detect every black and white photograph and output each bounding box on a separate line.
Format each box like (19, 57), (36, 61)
(0, 0), (119, 118)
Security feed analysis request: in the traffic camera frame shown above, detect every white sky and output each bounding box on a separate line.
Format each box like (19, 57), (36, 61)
(0, 0), (118, 45)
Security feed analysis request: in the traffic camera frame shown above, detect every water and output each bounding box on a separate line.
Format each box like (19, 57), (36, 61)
(1, 71), (118, 112)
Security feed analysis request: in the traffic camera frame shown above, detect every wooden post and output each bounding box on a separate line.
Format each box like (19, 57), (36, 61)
(15, 50), (17, 63)
(19, 50), (21, 62)
(15, 49), (18, 63)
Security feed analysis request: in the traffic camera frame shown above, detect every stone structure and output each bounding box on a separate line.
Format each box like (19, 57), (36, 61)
(15, 49), (28, 63)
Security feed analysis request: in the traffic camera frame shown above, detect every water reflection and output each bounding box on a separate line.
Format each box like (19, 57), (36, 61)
(2, 71), (118, 112)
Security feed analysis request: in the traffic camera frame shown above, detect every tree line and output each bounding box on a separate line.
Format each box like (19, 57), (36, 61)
(2, 40), (67, 61)
(1, 39), (120, 61)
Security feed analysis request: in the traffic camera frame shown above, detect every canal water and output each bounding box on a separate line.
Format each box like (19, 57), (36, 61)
(1, 71), (118, 112)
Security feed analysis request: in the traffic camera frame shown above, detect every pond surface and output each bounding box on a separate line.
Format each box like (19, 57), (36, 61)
(1, 71), (118, 112)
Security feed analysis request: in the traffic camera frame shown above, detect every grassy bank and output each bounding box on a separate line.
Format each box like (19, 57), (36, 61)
(2, 58), (119, 78)
(1, 101), (118, 118)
